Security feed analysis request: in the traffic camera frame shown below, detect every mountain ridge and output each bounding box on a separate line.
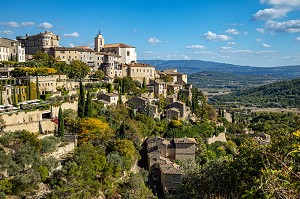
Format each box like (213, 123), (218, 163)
(139, 60), (300, 78)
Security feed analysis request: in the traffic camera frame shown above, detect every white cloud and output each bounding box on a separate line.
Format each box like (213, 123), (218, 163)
(226, 23), (244, 26)
(264, 19), (300, 33)
(220, 46), (232, 50)
(185, 45), (206, 49)
(203, 31), (231, 41)
(257, 28), (266, 34)
(147, 37), (162, 44)
(296, 37), (300, 41)
(261, 43), (271, 47)
(260, 0), (300, 7)
(0, 21), (20, 28)
(63, 32), (80, 38)
(222, 49), (276, 55)
(20, 21), (35, 26)
(37, 22), (53, 29)
(256, 38), (263, 42)
(69, 44), (76, 47)
(253, 8), (289, 21)
(194, 51), (213, 54)
(227, 41), (236, 45)
(221, 55), (231, 59)
(0, 30), (13, 34)
(225, 29), (240, 35)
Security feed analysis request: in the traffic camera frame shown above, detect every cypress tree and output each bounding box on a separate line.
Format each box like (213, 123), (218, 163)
(84, 90), (92, 117)
(108, 83), (114, 93)
(117, 94), (122, 105)
(28, 75), (32, 100)
(0, 80), (2, 105)
(142, 77), (146, 89)
(58, 106), (65, 137)
(12, 82), (17, 105)
(36, 73), (40, 99)
(18, 85), (22, 102)
(78, 81), (85, 118)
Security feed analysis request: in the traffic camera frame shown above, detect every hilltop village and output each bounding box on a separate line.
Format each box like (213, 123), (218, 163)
(0, 31), (209, 197)
(0, 31), (287, 199)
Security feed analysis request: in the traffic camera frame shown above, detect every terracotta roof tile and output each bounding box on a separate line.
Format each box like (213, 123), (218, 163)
(104, 43), (135, 48)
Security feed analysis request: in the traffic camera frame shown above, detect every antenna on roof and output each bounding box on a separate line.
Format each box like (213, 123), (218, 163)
(98, 30), (101, 35)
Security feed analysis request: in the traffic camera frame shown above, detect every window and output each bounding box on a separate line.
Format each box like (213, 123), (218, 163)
(127, 51), (130, 56)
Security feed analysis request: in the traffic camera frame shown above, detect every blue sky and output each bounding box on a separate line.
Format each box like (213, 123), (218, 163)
(1, 0), (300, 67)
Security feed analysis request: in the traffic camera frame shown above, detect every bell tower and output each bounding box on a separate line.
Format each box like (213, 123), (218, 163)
(94, 30), (104, 52)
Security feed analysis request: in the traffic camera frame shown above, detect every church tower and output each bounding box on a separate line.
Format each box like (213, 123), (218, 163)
(94, 31), (104, 52)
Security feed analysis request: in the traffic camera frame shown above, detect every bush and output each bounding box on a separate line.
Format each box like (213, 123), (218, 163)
(0, 179), (12, 194)
(37, 166), (49, 182)
(41, 136), (60, 154)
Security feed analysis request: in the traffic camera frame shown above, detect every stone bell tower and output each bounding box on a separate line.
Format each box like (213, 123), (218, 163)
(94, 30), (104, 52)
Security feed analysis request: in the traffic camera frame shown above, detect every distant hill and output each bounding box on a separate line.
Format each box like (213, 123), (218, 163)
(210, 78), (300, 108)
(139, 60), (300, 78)
(188, 70), (284, 90)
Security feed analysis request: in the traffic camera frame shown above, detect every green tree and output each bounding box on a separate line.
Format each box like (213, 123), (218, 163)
(108, 83), (114, 93)
(58, 106), (65, 137)
(0, 80), (3, 105)
(35, 73), (40, 99)
(92, 70), (105, 80)
(84, 90), (92, 117)
(112, 139), (136, 170)
(142, 77), (146, 89)
(68, 60), (90, 80)
(78, 81), (85, 118)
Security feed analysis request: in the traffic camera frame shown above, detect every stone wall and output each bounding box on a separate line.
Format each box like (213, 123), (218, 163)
(206, 133), (227, 144)
(51, 101), (78, 118)
(3, 120), (56, 133)
(46, 142), (75, 159)
(1, 101), (78, 133)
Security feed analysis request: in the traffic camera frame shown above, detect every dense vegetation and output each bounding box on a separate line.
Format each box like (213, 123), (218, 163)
(211, 78), (300, 108)
(170, 112), (300, 199)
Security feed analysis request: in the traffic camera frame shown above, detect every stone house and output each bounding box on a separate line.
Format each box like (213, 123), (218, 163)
(156, 69), (188, 85)
(166, 108), (180, 119)
(99, 93), (119, 105)
(146, 136), (196, 196)
(152, 79), (167, 98)
(173, 138), (197, 160)
(127, 96), (159, 117)
(168, 101), (191, 119)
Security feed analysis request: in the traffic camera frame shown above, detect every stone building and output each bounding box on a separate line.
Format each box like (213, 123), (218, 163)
(152, 79), (167, 98)
(17, 31), (60, 55)
(167, 101), (191, 119)
(99, 93), (119, 105)
(0, 45), (9, 61)
(102, 43), (136, 64)
(146, 136), (196, 196)
(0, 38), (25, 62)
(156, 69), (187, 85)
(45, 46), (95, 66)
